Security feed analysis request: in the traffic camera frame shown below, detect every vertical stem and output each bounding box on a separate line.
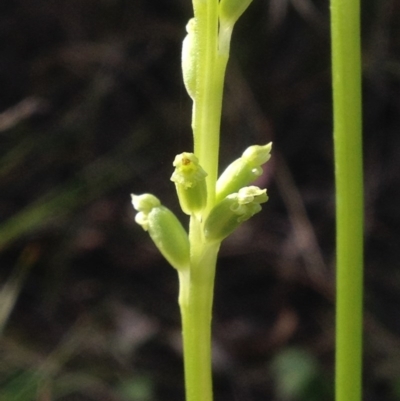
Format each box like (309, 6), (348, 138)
(192, 0), (228, 208)
(180, 2), (229, 400)
(179, 242), (220, 401)
(330, 1), (364, 401)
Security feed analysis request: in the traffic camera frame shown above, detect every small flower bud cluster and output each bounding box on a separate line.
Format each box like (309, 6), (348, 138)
(131, 143), (271, 269)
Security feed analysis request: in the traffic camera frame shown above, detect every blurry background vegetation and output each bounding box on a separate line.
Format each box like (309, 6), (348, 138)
(1, 0), (400, 400)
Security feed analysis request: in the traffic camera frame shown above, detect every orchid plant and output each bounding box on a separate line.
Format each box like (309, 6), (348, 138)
(130, 1), (272, 401)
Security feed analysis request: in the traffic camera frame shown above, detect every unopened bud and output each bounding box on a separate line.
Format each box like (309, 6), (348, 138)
(131, 194), (190, 271)
(218, 0), (253, 53)
(216, 142), (272, 203)
(219, 0), (253, 26)
(182, 18), (197, 100)
(204, 186), (268, 242)
(171, 152), (207, 216)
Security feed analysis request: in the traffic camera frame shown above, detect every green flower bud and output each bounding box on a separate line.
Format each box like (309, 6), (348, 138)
(171, 152), (207, 216)
(216, 142), (272, 203)
(131, 193), (161, 217)
(204, 186), (268, 242)
(219, 0), (253, 26)
(218, 0), (253, 54)
(131, 194), (190, 271)
(182, 18), (197, 100)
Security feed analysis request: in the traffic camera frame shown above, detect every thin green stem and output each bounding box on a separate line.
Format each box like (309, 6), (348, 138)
(180, 2), (228, 396)
(179, 2), (235, 401)
(179, 241), (220, 401)
(192, 0), (228, 208)
(330, 1), (364, 401)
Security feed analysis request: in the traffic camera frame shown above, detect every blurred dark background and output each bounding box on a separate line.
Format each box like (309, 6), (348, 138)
(1, 0), (400, 400)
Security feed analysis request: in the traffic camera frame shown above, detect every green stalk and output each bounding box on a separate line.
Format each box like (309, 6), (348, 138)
(330, 1), (364, 401)
(178, 2), (228, 400)
(133, 3), (256, 401)
(192, 0), (228, 207)
(179, 241), (220, 401)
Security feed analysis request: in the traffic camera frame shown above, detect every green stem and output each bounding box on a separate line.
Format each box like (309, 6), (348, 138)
(179, 2), (230, 400)
(192, 0), (228, 208)
(330, 1), (364, 401)
(179, 240), (220, 401)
